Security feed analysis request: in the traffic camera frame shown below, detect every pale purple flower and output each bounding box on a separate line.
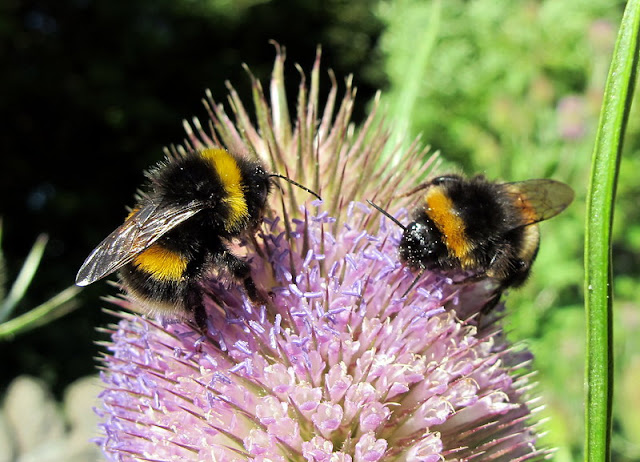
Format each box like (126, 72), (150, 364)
(95, 46), (551, 461)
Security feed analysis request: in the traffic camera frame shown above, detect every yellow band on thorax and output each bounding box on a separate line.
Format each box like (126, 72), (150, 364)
(425, 188), (473, 264)
(201, 148), (249, 231)
(133, 244), (188, 281)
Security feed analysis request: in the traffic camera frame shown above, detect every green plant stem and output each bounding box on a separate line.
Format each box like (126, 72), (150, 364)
(0, 285), (82, 340)
(584, 1), (640, 461)
(392, 0), (440, 139)
(0, 234), (48, 322)
(380, 0), (441, 160)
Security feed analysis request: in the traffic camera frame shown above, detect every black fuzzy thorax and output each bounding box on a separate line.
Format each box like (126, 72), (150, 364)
(443, 176), (511, 241)
(449, 176), (525, 267)
(144, 151), (269, 238)
(449, 176), (530, 271)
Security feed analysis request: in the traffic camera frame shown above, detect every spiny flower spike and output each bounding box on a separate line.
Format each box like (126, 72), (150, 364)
(96, 45), (552, 461)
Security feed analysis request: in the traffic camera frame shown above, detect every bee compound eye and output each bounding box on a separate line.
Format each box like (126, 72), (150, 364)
(398, 219), (449, 270)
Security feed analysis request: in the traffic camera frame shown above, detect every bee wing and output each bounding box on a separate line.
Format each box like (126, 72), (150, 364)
(504, 179), (575, 227)
(75, 199), (205, 286)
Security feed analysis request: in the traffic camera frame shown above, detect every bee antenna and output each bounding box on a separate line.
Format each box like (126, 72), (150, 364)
(366, 200), (406, 230)
(269, 174), (322, 200)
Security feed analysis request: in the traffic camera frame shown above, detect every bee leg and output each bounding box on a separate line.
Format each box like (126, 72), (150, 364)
(242, 276), (267, 305)
(193, 303), (208, 332)
(185, 284), (208, 332)
(451, 273), (487, 285)
(480, 288), (503, 315)
(469, 286), (506, 329)
(401, 270), (424, 298)
(218, 251), (267, 305)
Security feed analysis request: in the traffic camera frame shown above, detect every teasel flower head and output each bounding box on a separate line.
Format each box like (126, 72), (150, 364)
(96, 45), (552, 461)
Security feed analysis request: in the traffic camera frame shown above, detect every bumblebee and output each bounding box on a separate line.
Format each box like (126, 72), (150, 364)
(368, 174), (574, 303)
(76, 147), (319, 330)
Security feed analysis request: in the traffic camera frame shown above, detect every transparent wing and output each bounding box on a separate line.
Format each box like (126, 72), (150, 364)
(75, 199), (204, 286)
(503, 179), (574, 227)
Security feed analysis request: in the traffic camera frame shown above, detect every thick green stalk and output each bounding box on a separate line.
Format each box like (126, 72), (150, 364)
(584, 1), (640, 460)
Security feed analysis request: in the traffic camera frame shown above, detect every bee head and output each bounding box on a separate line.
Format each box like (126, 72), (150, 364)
(399, 220), (447, 270)
(244, 165), (272, 220)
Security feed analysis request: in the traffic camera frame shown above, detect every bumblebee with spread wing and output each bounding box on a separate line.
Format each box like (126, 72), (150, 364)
(77, 148), (319, 330)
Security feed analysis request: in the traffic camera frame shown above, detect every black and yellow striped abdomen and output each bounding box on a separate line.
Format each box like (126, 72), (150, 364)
(153, 148), (262, 238)
(118, 239), (197, 318)
(132, 244), (189, 282)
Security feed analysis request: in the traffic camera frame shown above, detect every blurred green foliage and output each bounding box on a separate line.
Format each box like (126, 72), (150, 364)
(377, 0), (637, 460)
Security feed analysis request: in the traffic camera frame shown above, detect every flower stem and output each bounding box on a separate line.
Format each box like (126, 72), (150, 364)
(0, 233), (48, 322)
(0, 285), (81, 340)
(584, 1), (640, 460)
